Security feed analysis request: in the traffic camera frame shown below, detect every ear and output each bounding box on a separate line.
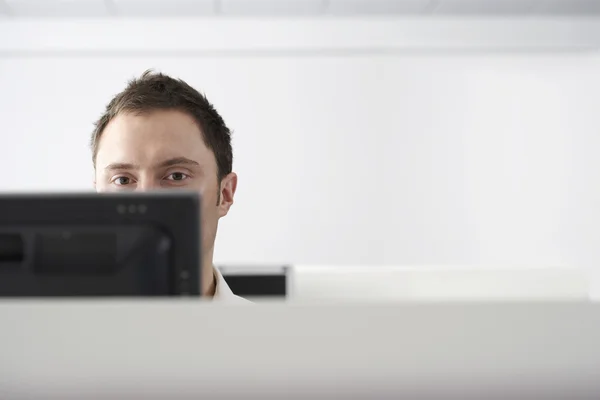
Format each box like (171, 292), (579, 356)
(218, 172), (237, 218)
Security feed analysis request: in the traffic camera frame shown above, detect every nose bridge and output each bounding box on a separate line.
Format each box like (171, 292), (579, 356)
(136, 171), (160, 192)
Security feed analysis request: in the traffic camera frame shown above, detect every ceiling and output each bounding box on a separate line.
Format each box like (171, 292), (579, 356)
(0, 0), (600, 18)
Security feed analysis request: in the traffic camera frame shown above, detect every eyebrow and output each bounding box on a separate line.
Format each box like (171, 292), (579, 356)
(104, 162), (138, 172)
(104, 157), (200, 172)
(158, 157), (200, 168)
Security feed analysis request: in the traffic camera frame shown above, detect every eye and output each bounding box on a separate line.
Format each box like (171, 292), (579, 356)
(165, 172), (189, 182)
(112, 176), (133, 186)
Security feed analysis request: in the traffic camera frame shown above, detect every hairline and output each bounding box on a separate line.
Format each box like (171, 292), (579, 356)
(92, 107), (216, 174)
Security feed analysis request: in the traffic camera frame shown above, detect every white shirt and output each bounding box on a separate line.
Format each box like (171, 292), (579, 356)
(212, 267), (252, 304)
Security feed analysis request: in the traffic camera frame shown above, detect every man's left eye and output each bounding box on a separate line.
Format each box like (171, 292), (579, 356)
(166, 172), (189, 181)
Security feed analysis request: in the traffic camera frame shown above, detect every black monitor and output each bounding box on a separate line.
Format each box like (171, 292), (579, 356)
(0, 192), (200, 297)
(218, 266), (289, 299)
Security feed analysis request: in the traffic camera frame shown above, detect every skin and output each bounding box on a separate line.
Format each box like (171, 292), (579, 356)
(93, 109), (237, 296)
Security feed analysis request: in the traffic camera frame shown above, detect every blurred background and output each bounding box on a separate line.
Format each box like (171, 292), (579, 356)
(1, 0), (599, 300)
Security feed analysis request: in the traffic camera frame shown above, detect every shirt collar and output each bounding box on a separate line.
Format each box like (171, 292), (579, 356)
(211, 267), (252, 303)
(213, 267), (235, 300)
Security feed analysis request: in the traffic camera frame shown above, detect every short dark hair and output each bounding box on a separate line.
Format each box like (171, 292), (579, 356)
(91, 70), (232, 182)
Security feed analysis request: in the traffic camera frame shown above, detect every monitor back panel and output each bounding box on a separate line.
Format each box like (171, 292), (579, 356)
(0, 192), (200, 296)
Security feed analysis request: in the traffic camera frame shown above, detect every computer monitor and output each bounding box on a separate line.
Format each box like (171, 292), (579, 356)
(0, 192), (200, 296)
(218, 265), (290, 299)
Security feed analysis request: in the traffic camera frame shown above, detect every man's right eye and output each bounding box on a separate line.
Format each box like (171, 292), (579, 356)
(113, 176), (131, 186)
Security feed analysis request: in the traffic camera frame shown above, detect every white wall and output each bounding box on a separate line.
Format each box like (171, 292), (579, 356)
(1, 19), (600, 276)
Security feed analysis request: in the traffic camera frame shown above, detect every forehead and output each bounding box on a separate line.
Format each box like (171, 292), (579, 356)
(95, 109), (215, 169)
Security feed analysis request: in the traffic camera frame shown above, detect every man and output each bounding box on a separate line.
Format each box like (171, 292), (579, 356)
(91, 70), (247, 302)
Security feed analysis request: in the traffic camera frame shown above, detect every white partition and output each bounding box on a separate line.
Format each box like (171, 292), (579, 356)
(2, 301), (600, 399)
(291, 265), (590, 301)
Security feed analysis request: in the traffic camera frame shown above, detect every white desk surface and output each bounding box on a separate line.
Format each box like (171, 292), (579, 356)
(1, 300), (600, 400)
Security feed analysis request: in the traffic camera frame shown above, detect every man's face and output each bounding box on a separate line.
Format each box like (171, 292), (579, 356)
(94, 109), (236, 271)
